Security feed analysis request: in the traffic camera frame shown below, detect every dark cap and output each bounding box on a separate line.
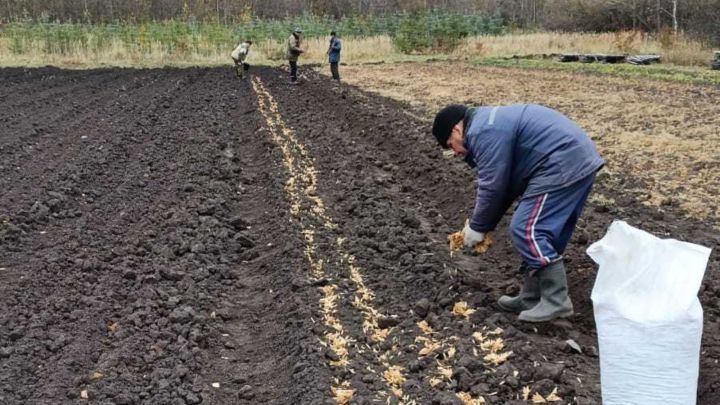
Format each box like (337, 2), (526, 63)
(432, 104), (468, 148)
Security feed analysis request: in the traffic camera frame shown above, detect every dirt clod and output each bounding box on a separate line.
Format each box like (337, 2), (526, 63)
(413, 298), (432, 318)
(169, 306), (196, 323)
(238, 385), (254, 400)
(377, 316), (400, 329)
(185, 392), (202, 404)
(0, 347), (13, 358)
(534, 363), (565, 382)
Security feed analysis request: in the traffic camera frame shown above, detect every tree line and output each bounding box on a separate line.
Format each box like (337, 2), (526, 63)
(1, 0), (718, 44)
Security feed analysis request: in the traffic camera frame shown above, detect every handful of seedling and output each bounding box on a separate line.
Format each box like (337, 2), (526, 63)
(448, 220), (494, 254)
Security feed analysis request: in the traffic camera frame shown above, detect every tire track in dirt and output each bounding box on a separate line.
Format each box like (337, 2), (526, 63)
(252, 76), (419, 403)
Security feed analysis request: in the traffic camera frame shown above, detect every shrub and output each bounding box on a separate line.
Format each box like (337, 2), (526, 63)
(657, 26), (676, 50)
(613, 30), (639, 54)
(392, 11), (503, 54)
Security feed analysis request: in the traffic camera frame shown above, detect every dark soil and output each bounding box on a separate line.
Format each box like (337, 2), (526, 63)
(0, 66), (717, 405)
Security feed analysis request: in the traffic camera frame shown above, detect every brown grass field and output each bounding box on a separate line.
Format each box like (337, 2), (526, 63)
(1, 31), (716, 68)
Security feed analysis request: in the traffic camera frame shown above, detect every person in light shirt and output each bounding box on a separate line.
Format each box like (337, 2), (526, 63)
(231, 40), (252, 80)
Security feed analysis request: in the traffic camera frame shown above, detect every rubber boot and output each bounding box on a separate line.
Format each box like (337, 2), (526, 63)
(518, 260), (574, 322)
(497, 272), (540, 313)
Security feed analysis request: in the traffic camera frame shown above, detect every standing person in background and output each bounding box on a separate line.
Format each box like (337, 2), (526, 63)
(287, 28), (304, 84)
(327, 31), (342, 81)
(231, 40), (252, 80)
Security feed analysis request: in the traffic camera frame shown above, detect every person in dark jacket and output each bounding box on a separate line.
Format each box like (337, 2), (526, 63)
(287, 28), (304, 84)
(327, 31), (342, 81)
(432, 104), (604, 322)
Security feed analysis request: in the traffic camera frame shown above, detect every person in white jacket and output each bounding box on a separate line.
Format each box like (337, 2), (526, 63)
(231, 40), (252, 79)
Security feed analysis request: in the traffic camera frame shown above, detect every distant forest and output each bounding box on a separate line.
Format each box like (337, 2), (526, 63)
(1, 1), (719, 43)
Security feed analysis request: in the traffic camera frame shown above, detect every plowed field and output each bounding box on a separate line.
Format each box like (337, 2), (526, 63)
(1, 66), (718, 404)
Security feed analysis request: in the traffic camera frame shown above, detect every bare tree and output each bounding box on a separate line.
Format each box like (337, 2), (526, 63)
(0, 0), (717, 44)
(672, 0), (678, 33)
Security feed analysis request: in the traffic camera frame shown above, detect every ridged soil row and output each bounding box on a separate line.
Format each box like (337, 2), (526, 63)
(252, 76), (419, 404)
